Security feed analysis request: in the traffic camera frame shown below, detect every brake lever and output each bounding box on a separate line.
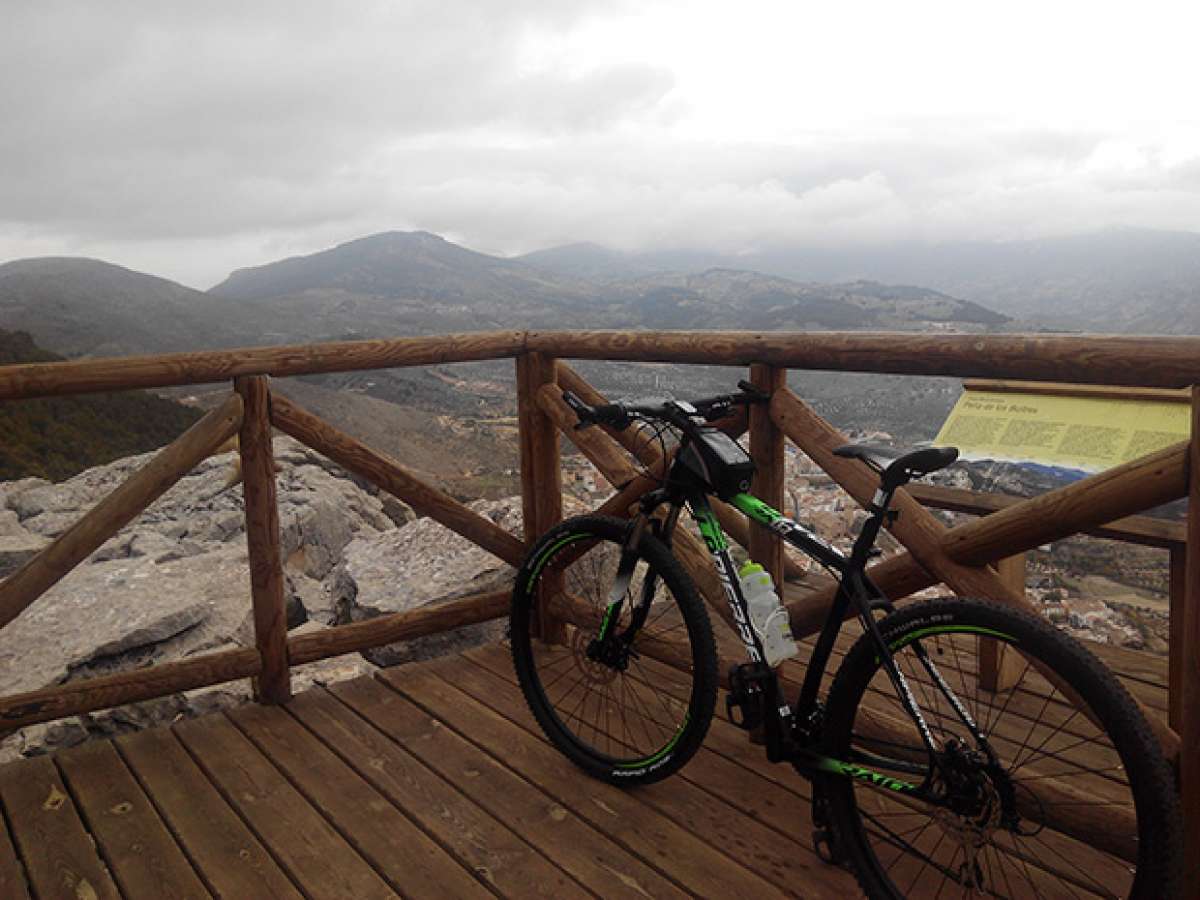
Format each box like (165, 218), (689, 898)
(562, 390), (595, 429)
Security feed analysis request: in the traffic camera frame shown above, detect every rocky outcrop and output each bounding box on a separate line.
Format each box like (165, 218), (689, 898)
(0, 436), (519, 760)
(333, 497), (521, 665)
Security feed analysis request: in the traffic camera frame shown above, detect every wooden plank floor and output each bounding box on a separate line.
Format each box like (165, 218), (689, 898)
(0, 644), (862, 899)
(0, 636), (1166, 899)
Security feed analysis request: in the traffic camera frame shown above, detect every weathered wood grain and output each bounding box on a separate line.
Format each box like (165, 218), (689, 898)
(529, 330), (1200, 387)
(748, 363), (786, 585)
(287, 588), (510, 665)
(0, 393), (243, 631)
(289, 686), (587, 898)
(0, 331), (527, 400)
(963, 378), (1191, 403)
(0, 647), (260, 730)
(56, 740), (209, 898)
(117, 726), (303, 900)
(236, 376), (290, 704)
(380, 666), (795, 897)
(518, 353), (565, 641)
(334, 676), (686, 899)
(907, 482), (1186, 548)
(0, 801), (30, 900)
(228, 702), (489, 899)
(270, 392), (526, 566)
(978, 554), (1026, 692)
(173, 715), (397, 899)
(1183, 386), (1200, 892)
(939, 442), (1187, 565)
(0, 755), (121, 899)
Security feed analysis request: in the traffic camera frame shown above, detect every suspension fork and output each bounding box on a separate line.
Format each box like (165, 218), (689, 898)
(597, 495), (685, 643)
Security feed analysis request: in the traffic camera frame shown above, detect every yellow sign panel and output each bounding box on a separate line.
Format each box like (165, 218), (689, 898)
(934, 390), (1189, 472)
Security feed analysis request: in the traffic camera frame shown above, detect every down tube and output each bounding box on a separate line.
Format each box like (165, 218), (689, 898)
(687, 498), (767, 664)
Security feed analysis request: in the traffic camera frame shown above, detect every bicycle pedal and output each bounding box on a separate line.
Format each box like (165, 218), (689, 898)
(725, 663), (765, 731)
(724, 690), (763, 731)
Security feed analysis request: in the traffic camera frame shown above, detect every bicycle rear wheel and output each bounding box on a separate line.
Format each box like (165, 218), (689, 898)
(820, 599), (1180, 898)
(510, 515), (718, 785)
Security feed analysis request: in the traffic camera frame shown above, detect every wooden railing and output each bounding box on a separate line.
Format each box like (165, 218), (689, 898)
(2, 329), (1199, 873)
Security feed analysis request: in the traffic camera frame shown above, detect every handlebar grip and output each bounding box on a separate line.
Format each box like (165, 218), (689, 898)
(592, 403), (631, 430)
(736, 380), (770, 402)
(561, 391), (632, 430)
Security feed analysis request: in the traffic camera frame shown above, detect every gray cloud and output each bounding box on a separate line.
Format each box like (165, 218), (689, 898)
(2, 1), (1198, 288)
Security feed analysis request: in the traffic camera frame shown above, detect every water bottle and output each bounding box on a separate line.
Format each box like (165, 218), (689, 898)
(737, 561), (799, 667)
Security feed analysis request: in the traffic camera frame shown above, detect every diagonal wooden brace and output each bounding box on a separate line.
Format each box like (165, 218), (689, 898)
(270, 392), (526, 567)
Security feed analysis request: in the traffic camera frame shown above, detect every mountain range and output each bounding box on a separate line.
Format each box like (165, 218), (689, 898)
(2, 231), (1009, 359)
(4, 226), (1197, 479)
(520, 227), (1200, 334)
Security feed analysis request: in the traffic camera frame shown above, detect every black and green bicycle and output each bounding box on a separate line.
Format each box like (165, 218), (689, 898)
(509, 382), (1182, 898)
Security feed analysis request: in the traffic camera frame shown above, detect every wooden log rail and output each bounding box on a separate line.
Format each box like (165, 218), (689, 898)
(1, 328), (1199, 876)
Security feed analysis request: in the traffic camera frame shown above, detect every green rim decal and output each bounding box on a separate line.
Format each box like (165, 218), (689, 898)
(890, 625), (1016, 651)
(615, 713), (690, 768)
(731, 492), (782, 526)
(525, 533), (589, 590)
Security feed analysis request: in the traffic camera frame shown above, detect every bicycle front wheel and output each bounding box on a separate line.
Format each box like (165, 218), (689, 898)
(510, 515), (718, 785)
(821, 598), (1181, 899)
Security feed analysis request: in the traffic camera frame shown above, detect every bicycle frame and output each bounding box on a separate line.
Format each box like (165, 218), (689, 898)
(663, 485), (988, 801)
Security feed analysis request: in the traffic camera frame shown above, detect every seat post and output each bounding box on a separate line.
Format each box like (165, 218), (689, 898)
(846, 481), (896, 572)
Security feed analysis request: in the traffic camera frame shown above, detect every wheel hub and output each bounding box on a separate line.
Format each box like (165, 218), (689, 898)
(932, 739), (1010, 889)
(574, 629), (626, 684)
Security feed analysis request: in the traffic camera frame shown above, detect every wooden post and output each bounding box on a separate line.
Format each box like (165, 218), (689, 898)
(978, 554), (1025, 692)
(517, 352), (563, 642)
(748, 364), (786, 586)
(1182, 385), (1200, 889)
(1170, 544), (1186, 732)
(235, 376), (290, 705)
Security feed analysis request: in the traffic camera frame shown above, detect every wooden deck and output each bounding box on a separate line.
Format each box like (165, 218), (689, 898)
(0, 636), (1168, 899)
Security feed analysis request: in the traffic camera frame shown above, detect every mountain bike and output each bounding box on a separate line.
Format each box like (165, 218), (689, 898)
(509, 382), (1182, 898)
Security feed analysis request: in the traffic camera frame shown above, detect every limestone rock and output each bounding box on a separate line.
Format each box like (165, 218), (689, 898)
(0, 528), (48, 578)
(380, 495), (417, 527)
(0, 439), (517, 762)
(332, 497), (520, 665)
(0, 553), (211, 696)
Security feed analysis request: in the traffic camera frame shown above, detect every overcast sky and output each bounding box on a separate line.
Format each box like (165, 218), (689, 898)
(2, 0), (1199, 288)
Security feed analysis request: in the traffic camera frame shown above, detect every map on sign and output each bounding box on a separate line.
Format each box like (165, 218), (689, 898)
(934, 389), (1189, 473)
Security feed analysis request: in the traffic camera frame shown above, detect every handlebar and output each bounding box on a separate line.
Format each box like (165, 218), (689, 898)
(562, 381), (770, 432)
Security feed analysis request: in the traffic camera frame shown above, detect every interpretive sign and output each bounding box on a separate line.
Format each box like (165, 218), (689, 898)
(934, 387), (1189, 473)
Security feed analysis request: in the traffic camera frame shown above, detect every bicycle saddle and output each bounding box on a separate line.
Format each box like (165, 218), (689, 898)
(833, 443), (959, 490)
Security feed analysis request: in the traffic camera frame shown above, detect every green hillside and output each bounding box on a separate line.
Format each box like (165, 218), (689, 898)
(0, 330), (203, 481)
